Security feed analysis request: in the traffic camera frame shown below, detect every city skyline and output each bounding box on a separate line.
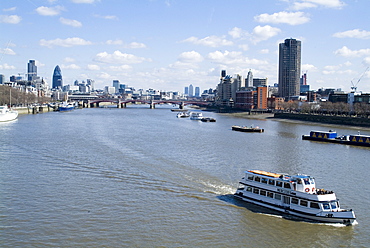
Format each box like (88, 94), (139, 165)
(1, 0), (370, 92)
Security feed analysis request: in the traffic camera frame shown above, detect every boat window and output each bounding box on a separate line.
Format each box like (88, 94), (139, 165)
(261, 178), (268, 184)
(309, 178), (315, 184)
(330, 201), (338, 210)
(246, 187), (252, 192)
(310, 202), (320, 209)
(297, 179), (302, 184)
(274, 194), (281, 200)
(253, 188), (259, 194)
(268, 179), (275, 185)
(291, 198), (299, 204)
(254, 176), (261, 182)
(300, 200), (308, 207)
(247, 175), (254, 180)
(284, 182), (291, 189)
(303, 178), (310, 185)
(276, 181), (283, 187)
(260, 190), (266, 196)
(267, 192), (274, 198)
(322, 203), (330, 210)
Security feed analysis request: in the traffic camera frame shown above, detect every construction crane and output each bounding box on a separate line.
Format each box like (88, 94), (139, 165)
(351, 66), (369, 92)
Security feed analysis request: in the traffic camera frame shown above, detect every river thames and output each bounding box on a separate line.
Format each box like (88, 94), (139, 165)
(1, 106), (369, 247)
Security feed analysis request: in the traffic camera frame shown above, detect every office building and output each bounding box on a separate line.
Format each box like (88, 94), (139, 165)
(27, 60), (37, 81)
(246, 70), (253, 88)
(278, 38), (301, 100)
(52, 65), (63, 89)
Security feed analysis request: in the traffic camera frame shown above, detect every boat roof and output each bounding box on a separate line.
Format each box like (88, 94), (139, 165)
(247, 170), (312, 180)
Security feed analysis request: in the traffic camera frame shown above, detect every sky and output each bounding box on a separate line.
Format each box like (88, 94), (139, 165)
(1, 0), (370, 93)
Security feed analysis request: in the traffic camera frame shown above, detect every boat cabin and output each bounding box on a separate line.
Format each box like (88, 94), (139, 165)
(246, 170), (317, 194)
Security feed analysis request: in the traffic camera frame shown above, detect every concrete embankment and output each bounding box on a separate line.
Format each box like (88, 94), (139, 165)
(15, 106), (55, 115)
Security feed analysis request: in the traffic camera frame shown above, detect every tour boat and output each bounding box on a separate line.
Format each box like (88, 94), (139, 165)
(234, 170), (356, 225)
(176, 112), (190, 118)
(0, 105), (18, 122)
(189, 112), (203, 120)
(58, 102), (75, 112)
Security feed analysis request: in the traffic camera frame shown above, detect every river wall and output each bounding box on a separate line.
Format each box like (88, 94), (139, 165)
(274, 113), (370, 127)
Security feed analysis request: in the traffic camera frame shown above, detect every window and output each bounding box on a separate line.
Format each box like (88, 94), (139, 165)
(246, 187), (252, 192)
(267, 192), (274, 198)
(260, 190), (266, 196)
(323, 203), (330, 210)
(284, 182), (291, 189)
(330, 201), (338, 210)
(247, 175), (254, 180)
(303, 178), (310, 185)
(261, 178), (268, 184)
(275, 194), (281, 200)
(310, 202), (320, 209)
(253, 188), (259, 194)
(291, 198), (299, 204)
(254, 176), (261, 182)
(268, 179), (275, 185)
(300, 200), (308, 207)
(276, 181), (283, 187)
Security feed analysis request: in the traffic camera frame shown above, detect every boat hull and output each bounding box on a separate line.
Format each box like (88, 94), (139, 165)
(232, 126), (264, 133)
(234, 193), (355, 225)
(302, 135), (370, 147)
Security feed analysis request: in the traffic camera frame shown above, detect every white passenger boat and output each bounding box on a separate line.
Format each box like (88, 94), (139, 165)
(234, 170), (356, 225)
(176, 112), (189, 118)
(189, 112), (203, 120)
(0, 105), (18, 122)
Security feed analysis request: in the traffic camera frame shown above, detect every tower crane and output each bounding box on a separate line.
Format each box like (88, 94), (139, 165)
(351, 66), (369, 92)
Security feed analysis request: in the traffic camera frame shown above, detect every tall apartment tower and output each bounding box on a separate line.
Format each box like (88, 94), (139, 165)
(278, 38), (301, 100)
(27, 60), (37, 81)
(52, 65), (63, 89)
(188, 84), (194, 97)
(246, 70), (253, 88)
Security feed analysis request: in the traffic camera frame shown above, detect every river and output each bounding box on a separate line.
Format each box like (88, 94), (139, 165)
(1, 106), (369, 247)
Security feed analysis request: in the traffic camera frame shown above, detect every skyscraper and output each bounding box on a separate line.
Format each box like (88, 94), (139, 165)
(27, 60), (37, 81)
(52, 65), (63, 89)
(246, 70), (253, 88)
(188, 84), (194, 97)
(278, 38), (301, 100)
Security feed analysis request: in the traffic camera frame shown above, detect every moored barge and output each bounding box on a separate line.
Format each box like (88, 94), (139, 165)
(232, 125), (264, 133)
(302, 130), (370, 147)
(234, 170), (356, 225)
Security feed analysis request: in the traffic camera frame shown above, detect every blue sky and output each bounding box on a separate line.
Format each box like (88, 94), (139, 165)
(1, 0), (370, 93)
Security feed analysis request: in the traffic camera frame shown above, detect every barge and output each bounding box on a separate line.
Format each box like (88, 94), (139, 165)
(234, 170), (356, 225)
(302, 130), (370, 147)
(232, 125), (264, 133)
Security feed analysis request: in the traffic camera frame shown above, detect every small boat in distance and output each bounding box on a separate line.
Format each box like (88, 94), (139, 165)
(189, 112), (203, 120)
(58, 102), (75, 112)
(0, 105), (18, 122)
(200, 117), (216, 122)
(176, 112), (190, 118)
(234, 170), (356, 225)
(232, 125), (264, 133)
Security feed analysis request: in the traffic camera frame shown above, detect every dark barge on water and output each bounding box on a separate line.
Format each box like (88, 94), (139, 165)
(232, 125), (264, 133)
(302, 130), (370, 147)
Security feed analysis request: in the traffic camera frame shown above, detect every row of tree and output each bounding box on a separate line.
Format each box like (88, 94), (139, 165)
(0, 85), (50, 106)
(279, 101), (370, 118)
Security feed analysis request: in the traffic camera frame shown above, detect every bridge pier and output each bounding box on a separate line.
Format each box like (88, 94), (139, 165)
(179, 102), (184, 109)
(150, 100), (155, 109)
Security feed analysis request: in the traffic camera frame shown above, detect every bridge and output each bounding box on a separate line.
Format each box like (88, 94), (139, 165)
(72, 97), (212, 109)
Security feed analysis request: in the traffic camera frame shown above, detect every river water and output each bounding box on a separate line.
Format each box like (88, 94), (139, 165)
(1, 106), (369, 247)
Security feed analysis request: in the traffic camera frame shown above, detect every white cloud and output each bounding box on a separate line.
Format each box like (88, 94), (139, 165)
(125, 42), (147, 49)
(94, 14), (118, 20)
(333, 29), (370, 39)
(254, 11), (310, 25)
(0, 48), (16, 55)
(0, 15), (22, 24)
(178, 51), (203, 63)
(96, 72), (112, 79)
(0, 63), (16, 70)
(3, 7), (17, 12)
(64, 57), (75, 63)
(252, 25), (281, 43)
(302, 64), (318, 71)
(36, 6), (64, 16)
(207, 50), (268, 66)
(95, 50), (150, 64)
(87, 64), (100, 70)
(228, 27), (249, 39)
(61, 64), (81, 69)
(59, 17), (82, 27)
(39, 37), (92, 48)
(106, 40), (124, 45)
(182, 35), (233, 47)
(334, 46), (370, 57)
(363, 57), (370, 66)
(109, 65), (132, 71)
